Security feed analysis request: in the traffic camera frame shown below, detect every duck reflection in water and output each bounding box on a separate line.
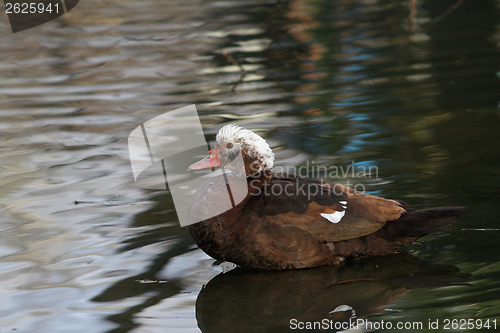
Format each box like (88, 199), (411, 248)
(195, 253), (469, 333)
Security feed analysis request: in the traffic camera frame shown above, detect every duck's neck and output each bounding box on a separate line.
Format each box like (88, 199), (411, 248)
(247, 168), (272, 196)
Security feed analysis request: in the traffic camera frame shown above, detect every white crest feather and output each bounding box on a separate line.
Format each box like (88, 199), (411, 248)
(216, 124), (274, 173)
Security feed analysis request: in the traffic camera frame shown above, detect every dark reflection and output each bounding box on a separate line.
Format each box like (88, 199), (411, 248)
(196, 253), (469, 333)
(91, 192), (196, 332)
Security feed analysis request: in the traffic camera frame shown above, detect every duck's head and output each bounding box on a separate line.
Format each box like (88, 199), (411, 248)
(188, 124), (274, 177)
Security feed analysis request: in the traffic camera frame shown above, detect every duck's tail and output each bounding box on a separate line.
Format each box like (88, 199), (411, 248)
(335, 206), (467, 260)
(377, 206), (468, 246)
(382, 206), (468, 242)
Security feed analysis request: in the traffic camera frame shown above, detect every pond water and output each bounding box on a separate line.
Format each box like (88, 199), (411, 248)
(1, 0), (500, 332)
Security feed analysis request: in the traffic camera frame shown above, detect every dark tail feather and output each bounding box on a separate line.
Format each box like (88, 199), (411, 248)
(384, 206), (467, 241)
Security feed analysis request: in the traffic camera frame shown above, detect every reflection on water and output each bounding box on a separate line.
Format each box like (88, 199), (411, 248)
(196, 254), (469, 333)
(1, 0), (500, 332)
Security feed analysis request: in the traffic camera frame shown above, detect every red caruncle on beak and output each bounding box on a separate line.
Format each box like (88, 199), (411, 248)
(187, 147), (221, 171)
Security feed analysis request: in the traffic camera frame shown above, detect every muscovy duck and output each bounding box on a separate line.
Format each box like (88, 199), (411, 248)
(187, 124), (466, 270)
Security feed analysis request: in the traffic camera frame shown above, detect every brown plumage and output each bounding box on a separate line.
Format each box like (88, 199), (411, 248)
(187, 125), (466, 270)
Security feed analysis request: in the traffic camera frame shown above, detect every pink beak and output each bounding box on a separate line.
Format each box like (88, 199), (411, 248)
(188, 147), (221, 171)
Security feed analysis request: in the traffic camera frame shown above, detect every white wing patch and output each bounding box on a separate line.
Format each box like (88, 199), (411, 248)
(329, 304), (354, 314)
(321, 200), (347, 224)
(321, 210), (346, 223)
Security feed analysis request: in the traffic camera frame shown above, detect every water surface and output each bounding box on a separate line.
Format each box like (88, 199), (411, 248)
(1, 0), (500, 332)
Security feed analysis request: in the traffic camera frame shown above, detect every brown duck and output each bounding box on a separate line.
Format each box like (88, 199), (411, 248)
(187, 124), (466, 270)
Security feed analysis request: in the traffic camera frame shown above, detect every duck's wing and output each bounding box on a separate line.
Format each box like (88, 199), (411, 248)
(245, 176), (406, 242)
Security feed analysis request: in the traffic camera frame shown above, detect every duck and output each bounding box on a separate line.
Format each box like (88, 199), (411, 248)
(187, 124), (466, 270)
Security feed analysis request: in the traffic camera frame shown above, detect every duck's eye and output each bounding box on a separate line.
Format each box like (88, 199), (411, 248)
(226, 143), (233, 149)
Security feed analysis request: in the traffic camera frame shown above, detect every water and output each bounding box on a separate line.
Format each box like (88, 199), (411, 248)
(1, 0), (499, 332)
